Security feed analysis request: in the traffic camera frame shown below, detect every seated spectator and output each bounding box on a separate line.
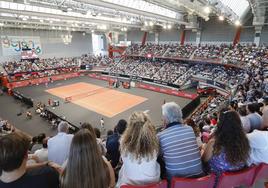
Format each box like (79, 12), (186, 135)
(34, 138), (48, 162)
(185, 118), (202, 147)
(26, 111), (32, 119)
(262, 96), (268, 129)
(48, 121), (73, 165)
(106, 119), (127, 168)
(29, 136), (38, 151)
(202, 110), (250, 186)
(107, 129), (113, 137)
(81, 123), (106, 155)
(117, 112), (160, 187)
(247, 129), (268, 165)
(61, 129), (115, 188)
(247, 103), (263, 132)
(31, 133), (46, 153)
(158, 102), (203, 180)
(0, 132), (59, 188)
(238, 106), (251, 133)
(94, 127), (107, 155)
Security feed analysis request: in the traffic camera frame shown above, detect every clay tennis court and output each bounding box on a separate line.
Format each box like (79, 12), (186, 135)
(46, 82), (148, 117)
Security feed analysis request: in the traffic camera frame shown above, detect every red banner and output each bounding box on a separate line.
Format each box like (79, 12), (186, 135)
(89, 74), (198, 100)
(136, 83), (198, 100)
(7, 72), (80, 89)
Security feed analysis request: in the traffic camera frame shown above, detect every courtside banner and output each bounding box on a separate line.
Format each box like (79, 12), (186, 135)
(7, 73), (80, 89)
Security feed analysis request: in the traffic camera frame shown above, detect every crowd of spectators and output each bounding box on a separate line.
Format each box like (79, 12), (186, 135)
(2, 54), (112, 81)
(107, 58), (246, 89)
(140, 44), (169, 56)
(125, 43), (268, 68)
(164, 44), (196, 58)
(125, 44), (144, 55)
(0, 117), (15, 136)
(1, 100), (268, 188)
(153, 62), (189, 84)
(193, 44), (230, 61)
(1, 43), (268, 187)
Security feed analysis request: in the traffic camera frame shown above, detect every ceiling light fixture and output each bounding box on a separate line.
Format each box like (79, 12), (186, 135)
(204, 6), (211, 14)
(235, 20), (241, 26)
(219, 15), (224, 21)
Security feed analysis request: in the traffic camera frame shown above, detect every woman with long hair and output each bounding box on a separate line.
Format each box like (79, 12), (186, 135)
(61, 129), (115, 188)
(202, 109), (250, 186)
(117, 111), (160, 186)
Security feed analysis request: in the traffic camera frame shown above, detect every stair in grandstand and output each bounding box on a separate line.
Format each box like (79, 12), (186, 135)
(189, 48), (198, 60)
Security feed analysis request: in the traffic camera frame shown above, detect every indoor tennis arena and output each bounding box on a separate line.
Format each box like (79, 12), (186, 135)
(0, 0), (268, 188)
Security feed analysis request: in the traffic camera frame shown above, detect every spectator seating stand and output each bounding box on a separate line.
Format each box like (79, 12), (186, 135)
(170, 174), (215, 188)
(252, 163), (268, 188)
(120, 163), (268, 188)
(120, 180), (168, 188)
(216, 165), (257, 188)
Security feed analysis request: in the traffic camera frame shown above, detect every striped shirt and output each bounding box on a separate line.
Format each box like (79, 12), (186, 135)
(158, 123), (203, 180)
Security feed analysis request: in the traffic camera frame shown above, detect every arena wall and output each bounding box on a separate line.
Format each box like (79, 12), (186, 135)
(0, 28), (93, 62)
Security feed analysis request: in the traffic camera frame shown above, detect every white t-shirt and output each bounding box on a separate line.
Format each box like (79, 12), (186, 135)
(34, 148), (48, 162)
(100, 119), (104, 128)
(247, 130), (268, 165)
(117, 152), (160, 187)
(240, 116), (251, 133)
(48, 132), (73, 165)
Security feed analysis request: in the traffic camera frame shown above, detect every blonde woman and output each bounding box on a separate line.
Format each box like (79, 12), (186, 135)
(117, 111), (160, 187)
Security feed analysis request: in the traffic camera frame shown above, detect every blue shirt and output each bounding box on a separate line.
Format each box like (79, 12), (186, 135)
(106, 133), (121, 168)
(158, 123), (203, 180)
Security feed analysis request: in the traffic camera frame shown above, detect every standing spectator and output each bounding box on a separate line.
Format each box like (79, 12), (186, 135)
(61, 129), (115, 188)
(247, 103), (263, 132)
(48, 121), (73, 165)
(34, 138), (48, 162)
(247, 129), (268, 165)
(158, 102), (203, 181)
(100, 118), (105, 131)
(117, 112), (160, 186)
(202, 110), (250, 186)
(106, 119), (127, 168)
(0, 132), (59, 188)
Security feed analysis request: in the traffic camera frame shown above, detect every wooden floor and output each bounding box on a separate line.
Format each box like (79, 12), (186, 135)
(46, 82), (147, 117)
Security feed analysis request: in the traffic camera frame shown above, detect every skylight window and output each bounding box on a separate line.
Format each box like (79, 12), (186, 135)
(218, 0), (249, 18)
(102, 0), (178, 19)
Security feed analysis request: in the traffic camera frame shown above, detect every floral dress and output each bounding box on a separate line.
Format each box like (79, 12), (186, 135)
(209, 151), (246, 187)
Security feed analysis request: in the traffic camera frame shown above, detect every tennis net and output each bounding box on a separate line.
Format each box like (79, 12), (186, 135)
(64, 87), (109, 102)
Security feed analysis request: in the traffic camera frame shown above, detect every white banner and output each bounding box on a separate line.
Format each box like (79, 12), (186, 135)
(1, 36), (42, 56)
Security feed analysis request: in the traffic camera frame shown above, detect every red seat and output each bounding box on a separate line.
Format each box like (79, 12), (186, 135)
(120, 180), (168, 188)
(171, 174), (216, 188)
(252, 163), (268, 185)
(217, 165), (257, 188)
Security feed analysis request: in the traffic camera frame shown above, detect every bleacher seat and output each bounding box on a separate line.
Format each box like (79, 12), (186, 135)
(120, 180), (168, 188)
(216, 165), (257, 188)
(171, 174), (216, 188)
(252, 163), (268, 187)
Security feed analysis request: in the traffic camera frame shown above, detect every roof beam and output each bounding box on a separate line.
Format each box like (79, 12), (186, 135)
(74, 0), (189, 25)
